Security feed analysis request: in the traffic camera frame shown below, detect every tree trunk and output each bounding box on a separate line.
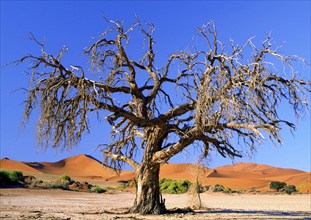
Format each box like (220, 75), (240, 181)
(130, 128), (166, 214)
(130, 163), (166, 214)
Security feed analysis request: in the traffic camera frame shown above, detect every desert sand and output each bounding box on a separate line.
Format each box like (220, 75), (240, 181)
(0, 188), (310, 219)
(1, 154), (311, 219)
(1, 154), (310, 192)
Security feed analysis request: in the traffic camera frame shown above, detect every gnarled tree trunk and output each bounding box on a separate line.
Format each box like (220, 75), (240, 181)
(130, 129), (166, 214)
(130, 163), (165, 214)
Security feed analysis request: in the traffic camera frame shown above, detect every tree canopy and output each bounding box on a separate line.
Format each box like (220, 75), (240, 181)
(18, 18), (310, 214)
(20, 20), (309, 168)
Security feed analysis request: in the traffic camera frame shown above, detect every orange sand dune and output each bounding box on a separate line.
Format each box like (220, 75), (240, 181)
(262, 172), (311, 193)
(28, 154), (131, 179)
(200, 163), (307, 191)
(107, 163), (214, 182)
(216, 162), (304, 177)
(107, 172), (135, 182)
(0, 154), (128, 179)
(0, 158), (43, 174)
(160, 163), (213, 181)
(204, 177), (270, 190)
(1, 155), (309, 192)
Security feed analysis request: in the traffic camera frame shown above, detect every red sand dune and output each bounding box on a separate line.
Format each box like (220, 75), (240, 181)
(1, 155), (309, 192)
(26, 154), (117, 178)
(262, 172), (311, 193)
(0, 158), (43, 174)
(160, 163), (213, 181)
(216, 162), (304, 177)
(205, 163), (309, 192)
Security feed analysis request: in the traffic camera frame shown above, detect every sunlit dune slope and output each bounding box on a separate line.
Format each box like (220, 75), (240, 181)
(0, 158), (43, 174)
(159, 163), (213, 181)
(262, 172), (311, 193)
(203, 163), (307, 191)
(107, 163), (214, 182)
(216, 162), (304, 177)
(24, 154), (129, 179)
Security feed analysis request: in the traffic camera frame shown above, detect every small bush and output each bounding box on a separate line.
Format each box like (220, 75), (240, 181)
(117, 181), (136, 191)
(91, 186), (106, 193)
(47, 175), (73, 190)
(117, 182), (129, 190)
(52, 179), (71, 190)
(159, 179), (191, 194)
(212, 184), (226, 192)
(211, 184), (243, 193)
(284, 185), (297, 195)
(24, 175), (36, 185)
(223, 187), (232, 194)
(248, 187), (260, 194)
(128, 181), (136, 187)
(59, 175), (72, 182)
(0, 170), (24, 187)
(296, 183), (310, 192)
(102, 186), (114, 191)
(202, 185), (211, 192)
(30, 180), (45, 188)
(270, 181), (287, 191)
(232, 189), (244, 194)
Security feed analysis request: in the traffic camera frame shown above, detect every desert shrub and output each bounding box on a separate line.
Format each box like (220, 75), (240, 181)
(296, 183), (310, 192)
(223, 187), (232, 194)
(52, 179), (71, 190)
(0, 170), (24, 186)
(91, 186), (106, 193)
(212, 184), (225, 192)
(102, 186), (114, 191)
(248, 187), (260, 194)
(128, 180), (136, 187)
(117, 181), (136, 191)
(30, 180), (45, 188)
(159, 179), (191, 194)
(47, 175), (73, 190)
(117, 182), (129, 190)
(0, 170), (13, 186)
(284, 185), (297, 195)
(202, 185), (211, 192)
(59, 175), (72, 182)
(23, 175), (36, 185)
(211, 184), (242, 193)
(231, 189), (244, 194)
(270, 181), (287, 191)
(190, 183), (206, 193)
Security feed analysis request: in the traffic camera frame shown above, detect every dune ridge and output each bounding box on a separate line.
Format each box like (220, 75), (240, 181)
(1, 154), (310, 192)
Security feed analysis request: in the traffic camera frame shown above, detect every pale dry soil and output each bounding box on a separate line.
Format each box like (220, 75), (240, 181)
(0, 188), (310, 219)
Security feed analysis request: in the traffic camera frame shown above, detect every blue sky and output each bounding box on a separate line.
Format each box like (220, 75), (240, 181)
(1, 1), (310, 171)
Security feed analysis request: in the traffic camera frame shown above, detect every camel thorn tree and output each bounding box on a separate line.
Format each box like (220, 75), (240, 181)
(18, 18), (310, 214)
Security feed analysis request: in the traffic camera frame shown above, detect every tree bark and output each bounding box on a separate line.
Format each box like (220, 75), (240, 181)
(130, 128), (166, 214)
(130, 163), (165, 214)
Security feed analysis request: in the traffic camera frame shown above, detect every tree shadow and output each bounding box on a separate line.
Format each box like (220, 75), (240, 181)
(99, 207), (311, 219)
(197, 209), (311, 218)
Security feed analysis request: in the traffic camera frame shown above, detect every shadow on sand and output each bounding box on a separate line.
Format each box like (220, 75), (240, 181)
(102, 207), (311, 219)
(198, 209), (311, 219)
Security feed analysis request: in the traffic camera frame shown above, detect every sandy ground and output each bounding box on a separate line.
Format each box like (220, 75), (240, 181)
(0, 188), (310, 219)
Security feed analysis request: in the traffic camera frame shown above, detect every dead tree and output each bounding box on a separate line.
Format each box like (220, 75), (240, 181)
(19, 19), (310, 214)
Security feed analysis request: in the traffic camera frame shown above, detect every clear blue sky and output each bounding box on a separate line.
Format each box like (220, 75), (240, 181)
(1, 1), (310, 171)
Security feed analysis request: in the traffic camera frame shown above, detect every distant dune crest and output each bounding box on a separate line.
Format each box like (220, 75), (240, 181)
(1, 154), (310, 192)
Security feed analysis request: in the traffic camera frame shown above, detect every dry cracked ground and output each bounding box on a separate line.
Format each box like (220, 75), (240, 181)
(0, 188), (311, 219)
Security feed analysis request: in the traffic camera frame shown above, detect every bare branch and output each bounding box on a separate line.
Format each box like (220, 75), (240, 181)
(18, 18), (310, 171)
(102, 150), (139, 169)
